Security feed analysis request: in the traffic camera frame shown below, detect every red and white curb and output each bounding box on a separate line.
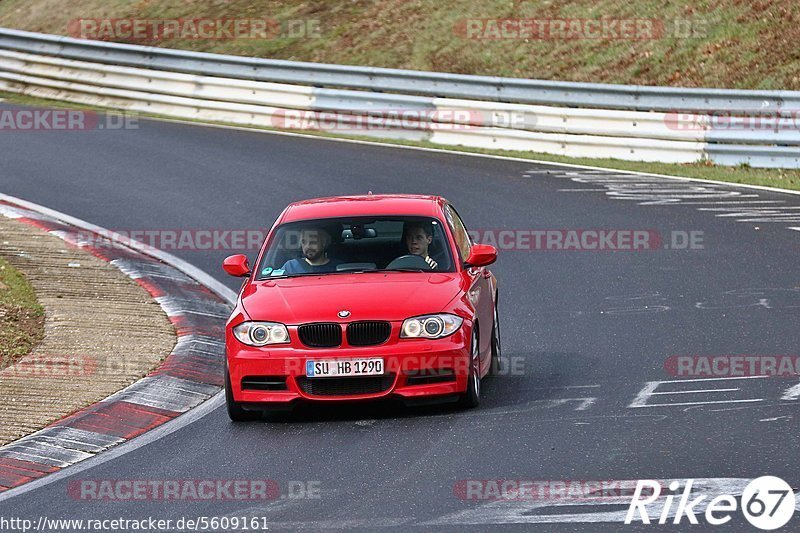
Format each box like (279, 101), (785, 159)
(0, 198), (233, 491)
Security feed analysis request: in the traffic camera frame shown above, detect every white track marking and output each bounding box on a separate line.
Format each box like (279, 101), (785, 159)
(410, 401), (631, 422)
(106, 375), (217, 413)
(736, 218), (800, 222)
(481, 398), (599, 415)
(155, 295), (232, 319)
(650, 388), (739, 395)
(699, 206), (800, 211)
(575, 398), (596, 410)
(566, 177), (681, 182)
(694, 206), (800, 224)
(628, 377), (767, 409)
(634, 399), (763, 408)
(0, 441), (93, 467)
(526, 384), (601, 389)
(701, 210), (800, 219)
(10, 427), (122, 454)
(704, 404), (784, 413)
(781, 382), (800, 401)
(675, 200), (787, 205)
(540, 168), (800, 231)
(655, 376), (768, 384)
(111, 257), (195, 283)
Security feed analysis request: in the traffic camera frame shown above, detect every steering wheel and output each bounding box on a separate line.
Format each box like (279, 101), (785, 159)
(385, 254), (432, 270)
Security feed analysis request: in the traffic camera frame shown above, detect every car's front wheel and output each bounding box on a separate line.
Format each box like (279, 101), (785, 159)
(459, 328), (481, 408)
(225, 362), (261, 422)
(489, 295), (502, 375)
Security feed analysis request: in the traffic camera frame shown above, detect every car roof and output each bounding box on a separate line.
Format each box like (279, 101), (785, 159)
(280, 194), (448, 223)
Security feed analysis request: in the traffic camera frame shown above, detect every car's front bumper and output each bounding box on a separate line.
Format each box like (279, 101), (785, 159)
(227, 326), (471, 406)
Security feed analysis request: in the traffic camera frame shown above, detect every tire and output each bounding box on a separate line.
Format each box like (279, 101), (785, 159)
(225, 363), (261, 422)
(489, 295), (502, 376)
(459, 327), (481, 408)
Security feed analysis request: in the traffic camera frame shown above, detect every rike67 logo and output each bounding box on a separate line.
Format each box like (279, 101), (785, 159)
(626, 477), (796, 530)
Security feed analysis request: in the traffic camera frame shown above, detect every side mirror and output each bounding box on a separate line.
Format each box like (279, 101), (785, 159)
(223, 254), (251, 277)
(465, 244), (497, 268)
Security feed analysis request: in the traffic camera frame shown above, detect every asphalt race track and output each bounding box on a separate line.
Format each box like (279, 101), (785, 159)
(1, 103), (799, 531)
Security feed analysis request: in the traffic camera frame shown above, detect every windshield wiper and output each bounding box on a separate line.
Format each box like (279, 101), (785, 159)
(379, 268), (427, 273)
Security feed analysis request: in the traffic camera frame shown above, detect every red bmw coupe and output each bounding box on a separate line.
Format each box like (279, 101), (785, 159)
(222, 194), (499, 420)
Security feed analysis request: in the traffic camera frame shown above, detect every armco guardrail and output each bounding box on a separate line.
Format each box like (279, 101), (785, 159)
(0, 28), (798, 168)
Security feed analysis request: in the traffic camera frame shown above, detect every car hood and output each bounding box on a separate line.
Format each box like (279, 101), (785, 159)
(241, 272), (463, 324)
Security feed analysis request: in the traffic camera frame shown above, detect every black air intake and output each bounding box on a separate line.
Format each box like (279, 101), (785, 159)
(296, 374), (395, 396)
(241, 376), (288, 391)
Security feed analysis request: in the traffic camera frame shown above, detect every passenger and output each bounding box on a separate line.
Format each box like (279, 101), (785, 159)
(281, 228), (341, 274)
(402, 221), (439, 269)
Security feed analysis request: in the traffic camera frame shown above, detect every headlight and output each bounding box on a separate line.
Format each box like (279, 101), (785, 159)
(232, 321), (290, 346)
(400, 314), (463, 339)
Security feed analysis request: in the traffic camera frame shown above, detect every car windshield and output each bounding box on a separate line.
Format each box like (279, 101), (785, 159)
(256, 216), (454, 279)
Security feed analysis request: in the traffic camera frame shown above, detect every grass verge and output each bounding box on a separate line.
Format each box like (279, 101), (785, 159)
(0, 256), (45, 369)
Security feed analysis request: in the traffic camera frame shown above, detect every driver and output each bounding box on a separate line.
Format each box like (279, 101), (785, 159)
(402, 221), (439, 270)
(281, 227), (341, 274)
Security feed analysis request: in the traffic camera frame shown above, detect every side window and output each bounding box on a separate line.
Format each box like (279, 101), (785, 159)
(444, 205), (472, 261)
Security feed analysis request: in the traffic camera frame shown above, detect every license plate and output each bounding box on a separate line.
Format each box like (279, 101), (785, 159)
(305, 358), (384, 378)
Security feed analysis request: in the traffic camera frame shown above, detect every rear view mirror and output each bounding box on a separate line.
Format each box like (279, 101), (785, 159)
(342, 227), (377, 240)
(223, 254), (251, 277)
(465, 244), (497, 267)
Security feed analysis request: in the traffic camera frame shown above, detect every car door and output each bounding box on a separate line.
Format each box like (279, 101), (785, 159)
(444, 204), (494, 375)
